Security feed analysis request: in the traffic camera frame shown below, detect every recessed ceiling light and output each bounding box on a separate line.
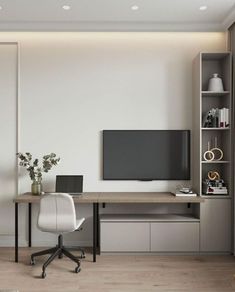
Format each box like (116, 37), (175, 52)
(0, 6), (3, 10)
(131, 5), (139, 11)
(62, 5), (71, 10)
(199, 5), (207, 11)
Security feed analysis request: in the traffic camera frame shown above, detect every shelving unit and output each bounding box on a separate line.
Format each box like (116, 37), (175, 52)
(193, 52), (232, 253)
(193, 52), (232, 197)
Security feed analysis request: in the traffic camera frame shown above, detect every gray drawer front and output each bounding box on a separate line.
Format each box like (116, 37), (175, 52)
(101, 222), (149, 252)
(151, 222), (199, 252)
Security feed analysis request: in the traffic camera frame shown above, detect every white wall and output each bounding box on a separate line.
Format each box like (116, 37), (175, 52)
(0, 32), (226, 246)
(0, 44), (17, 245)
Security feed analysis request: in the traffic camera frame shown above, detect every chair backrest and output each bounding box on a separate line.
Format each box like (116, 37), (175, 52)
(38, 193), (77, 233)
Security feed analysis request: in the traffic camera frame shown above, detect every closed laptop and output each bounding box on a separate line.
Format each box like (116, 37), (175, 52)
(56, 175), (83, 195)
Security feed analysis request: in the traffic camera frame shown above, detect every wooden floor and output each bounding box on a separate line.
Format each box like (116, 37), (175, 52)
(0, 248), (235, 292)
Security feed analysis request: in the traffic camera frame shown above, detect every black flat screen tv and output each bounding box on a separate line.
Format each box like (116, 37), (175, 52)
(103, 130), (190, 180)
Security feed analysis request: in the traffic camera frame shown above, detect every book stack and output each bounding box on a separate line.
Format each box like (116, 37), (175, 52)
(173, 188), (197, 197)
(202, 179), (228, 195)
(202, 107), (229, 128)
(218, 108), (229, 128)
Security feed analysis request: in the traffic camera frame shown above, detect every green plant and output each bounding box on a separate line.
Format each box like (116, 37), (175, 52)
(17, 152), (60, 183)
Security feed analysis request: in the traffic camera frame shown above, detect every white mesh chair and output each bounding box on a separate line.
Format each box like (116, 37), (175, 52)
(30, 193), (85, 279)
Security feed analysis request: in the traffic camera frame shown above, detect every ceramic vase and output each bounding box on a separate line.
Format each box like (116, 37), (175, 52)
(208, 73), (224, 92)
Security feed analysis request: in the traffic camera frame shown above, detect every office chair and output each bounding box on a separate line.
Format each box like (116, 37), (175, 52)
(55, 175), (85, 259)
(30, 193), (85, 279)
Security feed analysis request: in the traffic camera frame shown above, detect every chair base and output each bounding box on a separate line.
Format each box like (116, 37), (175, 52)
(31, 234), (82, 278)
(63, 246), (86, 259)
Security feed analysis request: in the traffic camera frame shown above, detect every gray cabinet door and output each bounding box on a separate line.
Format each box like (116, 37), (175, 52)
(151, 222), (200, 252)
(200, 199), (231, 252)
(101, 222), (150, 252)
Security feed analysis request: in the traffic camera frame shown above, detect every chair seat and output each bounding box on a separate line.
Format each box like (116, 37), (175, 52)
(76, 218), (85, 230)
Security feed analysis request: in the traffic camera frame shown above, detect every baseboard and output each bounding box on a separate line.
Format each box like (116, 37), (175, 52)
(0, 235), (91, 247)
(100, 251), (232, 255)
(0, 236), (232, 254)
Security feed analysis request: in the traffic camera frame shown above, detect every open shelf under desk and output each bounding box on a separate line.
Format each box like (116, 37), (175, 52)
(100, 214), (200, 222)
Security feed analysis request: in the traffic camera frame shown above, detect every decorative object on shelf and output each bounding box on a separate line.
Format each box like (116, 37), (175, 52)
(210, 137), (223, 161)
(173, 184), (197, 196)
(202, 107), (229, 128)
(202, 178), (227, 195)
(208, 73), (224, 92)
(203, 141), (215, 161)
(202, 108), (216, 128)
(203, 138), (223, 161)
(17, 152), (60, 195)
(207, 170), (220, 181)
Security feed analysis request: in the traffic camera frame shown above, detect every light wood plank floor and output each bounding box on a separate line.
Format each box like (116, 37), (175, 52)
(0, 248), (235, 292)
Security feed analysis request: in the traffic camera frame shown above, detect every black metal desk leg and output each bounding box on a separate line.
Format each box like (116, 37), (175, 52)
(28, 203), (32, 247)
(15, 203), (18, 263)
(93, 203), (97, 262)
(97, 203), (100, 254)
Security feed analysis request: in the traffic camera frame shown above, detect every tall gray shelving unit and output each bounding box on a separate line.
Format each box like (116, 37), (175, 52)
(193, 52), (233, 253)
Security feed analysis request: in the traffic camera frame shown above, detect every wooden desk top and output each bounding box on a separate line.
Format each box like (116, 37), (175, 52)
(97, 192), (204, 203)
(14, 192), (204, 204)
(14, 192), (100, 203)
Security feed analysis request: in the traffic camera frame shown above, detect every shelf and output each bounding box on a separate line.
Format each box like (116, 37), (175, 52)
(201, 127), (230, 130)
(201, 91), (230, 97)
(100, 214), (200, 223)
(201, 195), (231, 199)
(201, 161), (230, 164)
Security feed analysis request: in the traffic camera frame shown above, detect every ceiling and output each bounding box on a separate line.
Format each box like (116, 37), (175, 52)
(0, 0), (234, 31)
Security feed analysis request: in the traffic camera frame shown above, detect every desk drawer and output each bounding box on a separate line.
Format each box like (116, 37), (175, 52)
(101, 222), (149, 252)
(150, 222), (199, 252)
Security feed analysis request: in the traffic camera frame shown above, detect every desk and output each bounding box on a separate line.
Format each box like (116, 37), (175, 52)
(14, 192), (204, 263)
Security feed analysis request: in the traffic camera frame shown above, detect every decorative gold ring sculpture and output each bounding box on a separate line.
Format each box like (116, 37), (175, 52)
(203, 150), (215, 161)
(208, 171), (220, 181)
(203, 139), (223, 161)
(210, 147), (223, 161)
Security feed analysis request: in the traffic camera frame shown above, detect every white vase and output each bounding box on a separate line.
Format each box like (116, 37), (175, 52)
(208, 73), (224, 92)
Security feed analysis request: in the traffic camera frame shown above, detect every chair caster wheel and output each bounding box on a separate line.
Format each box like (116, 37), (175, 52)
(41, 271), (46, 279)
(58, 253), (63, 259)
(75, 266), (81, 273)
(80, 254), (86, 259)
(30, 258), (35, 265)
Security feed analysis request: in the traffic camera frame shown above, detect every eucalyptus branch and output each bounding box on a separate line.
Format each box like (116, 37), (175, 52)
(17, 152), (60, 183)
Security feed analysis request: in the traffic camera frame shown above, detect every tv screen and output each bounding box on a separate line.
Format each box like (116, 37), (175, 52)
(103, 130), (190, 180)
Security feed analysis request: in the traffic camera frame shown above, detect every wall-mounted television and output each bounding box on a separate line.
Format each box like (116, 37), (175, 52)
(103, 130), (190, 180)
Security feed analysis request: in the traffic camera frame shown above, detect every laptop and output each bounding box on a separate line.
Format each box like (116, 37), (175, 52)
(55, 175), (83, 196)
